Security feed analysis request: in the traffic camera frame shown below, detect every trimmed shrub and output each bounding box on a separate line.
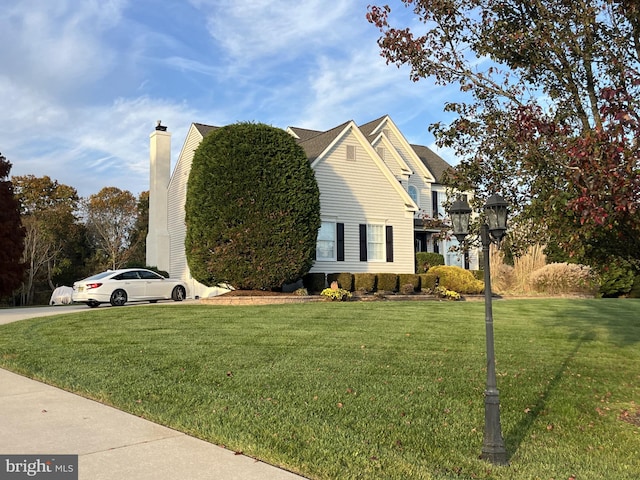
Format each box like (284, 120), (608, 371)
(354, 273), (376, 293)
(416, 252), (445, 273)
(529, 263), (597, 295)
(398, 274), (420, 292)
(597, 259), (635, 297)
(419, 273), (438, 291)
(377, 273), (399, 292)
(185, 122), (321, 290)
(629, 275), (640, 298)
(426, 265), (484, 294)
(327, 273), (354, 291)
(303, 273), (326, 293)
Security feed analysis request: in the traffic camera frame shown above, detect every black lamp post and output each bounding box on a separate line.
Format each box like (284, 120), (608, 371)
(449, 194), (509, 465)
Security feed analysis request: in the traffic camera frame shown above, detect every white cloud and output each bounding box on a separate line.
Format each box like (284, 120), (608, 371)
(191, 0), (357, 63)
(1, 0), (465, 200)
(0, 1), (128, 99)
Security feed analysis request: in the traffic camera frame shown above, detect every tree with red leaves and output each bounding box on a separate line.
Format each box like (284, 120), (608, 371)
(0, 153), (26, 298)
(367, 0), (640, 269)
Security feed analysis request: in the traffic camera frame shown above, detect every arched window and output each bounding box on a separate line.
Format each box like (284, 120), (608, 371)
(408, 185), (419, 206)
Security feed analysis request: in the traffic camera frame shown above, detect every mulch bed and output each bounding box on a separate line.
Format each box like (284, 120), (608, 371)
(219, 290), (298, 297)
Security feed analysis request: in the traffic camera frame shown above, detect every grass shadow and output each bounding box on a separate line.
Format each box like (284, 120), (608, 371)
(503, 331), (593, 460)
(563, 299), (640, 347)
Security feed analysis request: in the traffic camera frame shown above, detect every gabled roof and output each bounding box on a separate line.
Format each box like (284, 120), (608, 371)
(287, 126), (323, 142)
(193, 117), (453, 183)
(296, 121), (351, 163)
(411, 144), (453, 183)
(193, 123), (218, 137)
(357, 115), (388, 139)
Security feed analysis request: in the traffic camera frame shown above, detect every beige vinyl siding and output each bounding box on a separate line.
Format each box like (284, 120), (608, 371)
(309, 132), (415, 274)
(375, 143), (406, 180)
(167, 127), (202, 280)
(382, 123), (436, 218)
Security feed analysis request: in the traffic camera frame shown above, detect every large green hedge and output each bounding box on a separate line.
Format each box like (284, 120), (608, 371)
(185, 122), (321, 290)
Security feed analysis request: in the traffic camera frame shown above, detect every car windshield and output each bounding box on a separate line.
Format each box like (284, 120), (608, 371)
(84, 271), (115, 281)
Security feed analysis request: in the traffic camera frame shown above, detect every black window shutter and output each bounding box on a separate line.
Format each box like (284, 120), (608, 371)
(337, 223), (345, 261)
(432, 191), (439, 218)
(359, 224), (367, 261)
(386, 225), (394, 262)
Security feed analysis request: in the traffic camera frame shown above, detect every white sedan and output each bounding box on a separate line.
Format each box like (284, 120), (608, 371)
(72, 268), (188, 308)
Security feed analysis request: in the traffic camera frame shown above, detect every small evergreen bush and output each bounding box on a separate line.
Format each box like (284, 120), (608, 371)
(353, 273), (376, 293)
(303, 273), (326, 293)
(426, 265), (484, 294)
(327, 273), (354, 291)
(629, 275), (640, 298)
(400, 283), (415, 295)
(416, 252), (445, 273)
(377, 273), (399, 292)
(398, 274), (420, 292)
(597, 259), (635, 297)
(419, 273), (438, 291)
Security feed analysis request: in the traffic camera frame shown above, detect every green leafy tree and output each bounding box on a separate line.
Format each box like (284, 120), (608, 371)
(13, 175), (81, 304)
(84, 187), (140, 270)
(124, 191), (149, 267)
(0, 154), (26, 299)
(185, 122), (321, 290)
(367, 0), (640, 270)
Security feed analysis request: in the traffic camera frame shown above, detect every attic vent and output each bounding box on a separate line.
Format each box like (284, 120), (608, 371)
(346, 145), (356, 161)
(376, 147), (385, 160)
(383, 128), (390, 138)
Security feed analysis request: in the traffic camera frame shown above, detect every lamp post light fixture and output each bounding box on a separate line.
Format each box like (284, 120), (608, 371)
(449, 194), (509, 466)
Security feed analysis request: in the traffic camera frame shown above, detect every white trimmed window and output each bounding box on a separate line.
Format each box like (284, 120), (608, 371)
(316, 222), (336, 260)
(367, 224), (385, 261)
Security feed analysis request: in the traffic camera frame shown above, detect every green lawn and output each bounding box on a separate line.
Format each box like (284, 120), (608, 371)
(1, 299), (639, 479)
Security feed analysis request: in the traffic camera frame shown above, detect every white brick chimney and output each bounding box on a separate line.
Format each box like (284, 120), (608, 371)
(146, 121), (171, 272)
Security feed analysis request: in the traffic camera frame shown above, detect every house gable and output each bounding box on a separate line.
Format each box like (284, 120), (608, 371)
(364, 116), (437, 184)
(303, 121), (417, 213)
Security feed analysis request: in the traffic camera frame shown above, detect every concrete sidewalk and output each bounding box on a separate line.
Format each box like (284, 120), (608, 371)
(0, 369), (306, 480)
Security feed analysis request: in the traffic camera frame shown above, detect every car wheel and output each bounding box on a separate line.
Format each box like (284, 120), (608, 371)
(110, 289), (128, 307)
(87, 301), (100, 308)
(171, 285), (186, 302)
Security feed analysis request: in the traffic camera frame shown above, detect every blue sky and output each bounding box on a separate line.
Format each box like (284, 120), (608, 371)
(1, 0), (462, 198)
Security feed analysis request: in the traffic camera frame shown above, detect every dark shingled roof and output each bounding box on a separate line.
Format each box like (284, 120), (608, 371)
(193, 123), (218, 137)
(297, 121), (351, 163)
(357, 115), (388, 139)
(288, 127), (323, 142)
(190, 119), (453, 183)
(411, 144), (453, 184)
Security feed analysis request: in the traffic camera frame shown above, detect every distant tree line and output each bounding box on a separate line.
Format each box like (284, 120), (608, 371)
(0, 152), (149, 306)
